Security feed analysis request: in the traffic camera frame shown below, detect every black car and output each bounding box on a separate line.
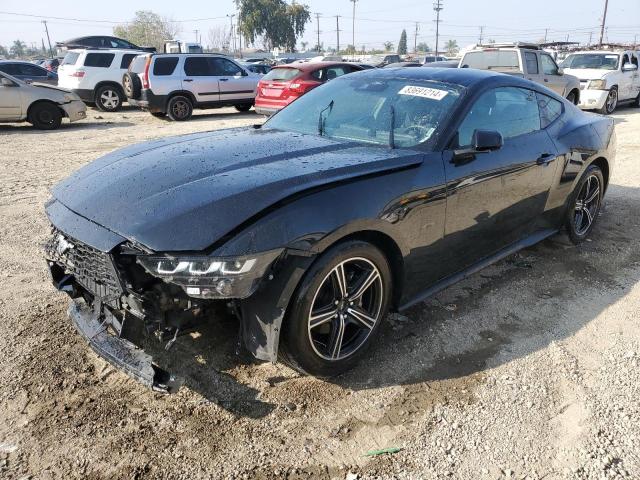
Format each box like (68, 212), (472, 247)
(56, 36), (155, 53)
(0, 61), (58, 84)
(44, 68), (615, 392)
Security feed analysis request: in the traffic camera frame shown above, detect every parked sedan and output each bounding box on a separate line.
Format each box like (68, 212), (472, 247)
(0, 60), (58, 85)
(255, 61), (363, 115)
(44, 68), (614, 392)
(0, 71), (86, 129)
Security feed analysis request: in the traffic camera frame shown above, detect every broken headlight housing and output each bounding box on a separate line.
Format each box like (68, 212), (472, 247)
(137, 249), (282, 299)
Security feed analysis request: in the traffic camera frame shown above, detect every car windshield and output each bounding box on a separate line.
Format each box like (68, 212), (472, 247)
(561, 53), (619, 70)
(265, 76), (463, 148)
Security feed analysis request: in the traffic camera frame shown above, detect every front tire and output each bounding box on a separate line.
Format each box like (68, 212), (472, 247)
(597, 87), (618, 115)
(566, 90), (577, 105)
(279, 240), (392, 377)
(28, 102), (62, 130)
(166, 96), (193, 121)
(565, 165), (604, 244)
(234, 103), (252, 112)
(95, 85), (123, 112)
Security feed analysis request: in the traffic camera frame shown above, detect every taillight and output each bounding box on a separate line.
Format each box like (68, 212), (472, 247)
(71, 70), (85, 78)
(288, 81), (316, 95)
(142, 57), (151, 89)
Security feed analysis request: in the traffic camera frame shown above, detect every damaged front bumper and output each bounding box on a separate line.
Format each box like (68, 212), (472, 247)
(60, 99), (87, 122)
(68, 299), (180, 393)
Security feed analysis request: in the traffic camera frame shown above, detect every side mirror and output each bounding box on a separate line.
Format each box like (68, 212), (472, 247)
(622, 63), (638, 72)
(557, 67), (564, 75)
(0, 77), (15, 87)
(453, 129), (503, 163)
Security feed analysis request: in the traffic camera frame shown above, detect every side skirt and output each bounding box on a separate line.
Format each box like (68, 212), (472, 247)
(399, 228), (558, 312)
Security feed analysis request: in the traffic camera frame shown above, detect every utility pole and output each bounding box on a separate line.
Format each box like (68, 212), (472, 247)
(544, 28), (548, 43)
(433, 0), (443, 57)
(350, 0), (358, 51)
(315, 13), (322, 51)
(414, 22), (420, 53)
(194, 30), (199, 43)
(598, 0), (609, 46)
(227, 14), (235, 53)
(589, 31), (593, 45)
(336, 15), (341, 53)
(478, 25), (484, 45)
(42, 20), (53, 58)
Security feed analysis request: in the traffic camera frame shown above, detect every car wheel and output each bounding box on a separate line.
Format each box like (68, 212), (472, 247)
(279, 240), (392, 377)
(122, 72), (141, 99)
(235, 104), (252, 112)
(95, 85), (123, 112)
(167, 96), (193, 121)
(28, 102), (62, 130)
(566, 91), (576, 105)
(565, 165), (604, 244)
(597, 87), (617, 115)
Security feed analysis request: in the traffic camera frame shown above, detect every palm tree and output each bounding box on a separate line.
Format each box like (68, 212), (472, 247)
(445, 39), (459, 57)
(300, 41), (308, 51)
(10, 40), (26, 58)
(383, 41), (394, 52)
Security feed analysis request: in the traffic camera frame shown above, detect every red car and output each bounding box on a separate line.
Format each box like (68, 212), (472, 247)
(255, 62), (363, 115)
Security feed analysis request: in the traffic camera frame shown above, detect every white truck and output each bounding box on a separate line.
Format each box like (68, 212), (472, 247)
(459, 43), (581, 104)
(560, 49), (640, 114)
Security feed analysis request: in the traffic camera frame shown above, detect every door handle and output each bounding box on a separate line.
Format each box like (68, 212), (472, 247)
(184, 78), (193, 82)
(536, 153), (556, 165)
(220, 78), (229, 82)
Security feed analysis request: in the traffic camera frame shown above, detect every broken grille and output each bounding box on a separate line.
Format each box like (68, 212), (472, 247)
(45, 228), (123, 300)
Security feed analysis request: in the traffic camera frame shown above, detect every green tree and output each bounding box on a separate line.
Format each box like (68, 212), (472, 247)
(300, 40), (308, 51)
(10, 40), (26, 58)
(397, 29), (407, 55)
(236, 0), (311, 51)
(445, 39), (459, 56)
(417, 42), (430, 52)
(113, 11), (180, 53)
(0, 45), (9, 58)
(383, 41), (394, 52)
(345, 44), (356, 54)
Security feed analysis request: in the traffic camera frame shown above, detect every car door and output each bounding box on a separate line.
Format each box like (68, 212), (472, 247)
(631, 53), (640, 99)
(540, 53), (566, 96)
(182, 56), (219, 103)
(441, 86), (559, 272)
(0, 74), (23, 119)
(618, 53), (635, 100)
(210, 58), (256, 101)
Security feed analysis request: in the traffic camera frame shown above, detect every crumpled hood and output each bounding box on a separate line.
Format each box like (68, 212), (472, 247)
(562, 68), (611, 82)
(50, 128), (423, 252)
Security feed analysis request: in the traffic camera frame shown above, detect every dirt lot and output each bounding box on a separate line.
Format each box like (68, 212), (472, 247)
(0, 105), (639, 480)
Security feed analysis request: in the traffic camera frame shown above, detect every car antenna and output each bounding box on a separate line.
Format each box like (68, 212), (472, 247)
(389, 104), (396, 149)
(318, 100), (334, 136)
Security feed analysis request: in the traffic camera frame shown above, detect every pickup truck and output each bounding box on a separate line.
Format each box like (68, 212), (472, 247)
(560, 49), (640, 114)
(459, 43), (581, 104)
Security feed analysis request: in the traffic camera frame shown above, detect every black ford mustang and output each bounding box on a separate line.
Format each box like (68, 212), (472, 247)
(44, 67), (615, 392)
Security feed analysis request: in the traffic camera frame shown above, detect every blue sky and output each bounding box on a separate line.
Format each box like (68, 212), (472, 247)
(1, 0), (638, 51)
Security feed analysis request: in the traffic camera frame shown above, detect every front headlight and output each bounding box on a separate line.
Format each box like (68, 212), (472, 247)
(62, 93), (77, 102)
(137, 249), (282, 299)
(588, 79), (607, 90)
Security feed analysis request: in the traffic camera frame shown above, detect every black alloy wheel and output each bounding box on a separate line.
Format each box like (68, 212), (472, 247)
(566, 165), (604, 244)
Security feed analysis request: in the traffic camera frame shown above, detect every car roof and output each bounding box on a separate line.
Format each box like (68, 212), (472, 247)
(66, 48), (147, 55)
(0, 60), (41, 64)
(364, 65), (501, 87)
(274, 61), (359, 71)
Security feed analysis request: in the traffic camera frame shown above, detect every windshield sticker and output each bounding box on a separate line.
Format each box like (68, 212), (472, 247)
(398, 85), (448, 100)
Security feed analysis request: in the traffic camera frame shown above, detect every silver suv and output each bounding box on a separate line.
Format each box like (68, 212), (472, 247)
(124, 53), (260, 120)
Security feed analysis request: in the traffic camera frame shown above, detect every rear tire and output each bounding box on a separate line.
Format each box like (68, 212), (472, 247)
(565, 164), (604, 244)
(597, 87), (617, 115)
(279, 240), (392, 377)
(566, 90), (577, 105)
(95, 85), (123, 112)
(234, 103), (252, 112)
(166, 96), (193, 121)
(28, 102), (62, 130)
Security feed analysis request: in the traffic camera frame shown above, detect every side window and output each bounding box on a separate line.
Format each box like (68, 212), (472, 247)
(326, 66), (348, 80)
(19, 64), (47, 76)
(84, 53), (115, 68)
(152, 57), (179, 76)
(0, 64), (19, 75)
(210, 58), (243, 76)
(310, 68), (324, 81)
(632, 54), (639, 67)
(621, 54), (630, 68)
(457, 87), (541, 147)
(525, 52), (539, 74)
(120, 54), (137, 69)
(541, 54), (559, 75)
(184, 57), (212, 76)
(536, 92), (563, 128)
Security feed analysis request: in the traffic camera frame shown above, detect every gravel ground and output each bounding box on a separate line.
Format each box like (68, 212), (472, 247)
(0, 105), (638, 480)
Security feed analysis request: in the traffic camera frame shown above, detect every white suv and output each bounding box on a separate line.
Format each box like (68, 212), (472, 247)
(123, 53), (260, 120)
(58, 48), (146, 112)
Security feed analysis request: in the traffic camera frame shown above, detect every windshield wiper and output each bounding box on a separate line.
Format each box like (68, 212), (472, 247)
(318, 100), (334, 136)
(389, 104), (396, 149)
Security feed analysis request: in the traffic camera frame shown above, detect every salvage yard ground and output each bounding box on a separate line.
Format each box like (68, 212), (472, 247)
(0, 106), (639, 479)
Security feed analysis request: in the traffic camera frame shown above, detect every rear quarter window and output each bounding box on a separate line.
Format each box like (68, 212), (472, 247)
(61, 52), (80, 66)
(537, 92), (563, 128)
(129, 55), (148, 73)
(262, 68), (301, 81)
(120, 54), (138, 69)
(84, 53), (115, 68)
(153, 57), (179, 76)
